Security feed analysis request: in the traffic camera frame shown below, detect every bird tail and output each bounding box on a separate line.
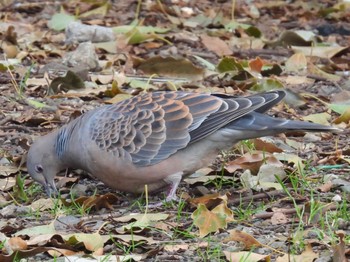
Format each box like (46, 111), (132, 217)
(223, 112), (341, 140)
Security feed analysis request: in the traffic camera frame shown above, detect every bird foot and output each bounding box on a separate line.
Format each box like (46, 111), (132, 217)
(147, 193), (179, 208)
(146, 172), (182, 208)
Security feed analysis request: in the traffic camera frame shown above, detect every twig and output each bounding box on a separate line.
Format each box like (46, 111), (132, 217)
(0, 125), (33, 133)
(0, 132), (32, 141)
(231, 48), (292, 58)
(253, 203), (337, 219)
(0, 116), (12, 125)
(228, 190), (286, 205)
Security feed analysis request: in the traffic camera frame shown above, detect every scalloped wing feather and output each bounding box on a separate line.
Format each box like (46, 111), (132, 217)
(88, 91), (284, 166)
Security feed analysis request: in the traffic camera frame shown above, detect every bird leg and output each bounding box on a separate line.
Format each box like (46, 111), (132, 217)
(147, 172), (183, 208)
(164, 172), (183, 202)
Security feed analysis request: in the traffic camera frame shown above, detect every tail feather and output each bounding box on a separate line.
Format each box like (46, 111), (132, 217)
(227, 112), (341, 134)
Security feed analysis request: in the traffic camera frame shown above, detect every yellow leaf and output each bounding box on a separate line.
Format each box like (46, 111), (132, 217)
(285, 52), (307, 73)
(334, 107), (350, 124)
(192, 201), (233, 237)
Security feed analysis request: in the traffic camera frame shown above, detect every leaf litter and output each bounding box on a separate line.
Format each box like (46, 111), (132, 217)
(0, 0), (349, 261)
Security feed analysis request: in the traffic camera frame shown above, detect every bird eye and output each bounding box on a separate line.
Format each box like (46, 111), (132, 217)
(35, 165), (44, 173)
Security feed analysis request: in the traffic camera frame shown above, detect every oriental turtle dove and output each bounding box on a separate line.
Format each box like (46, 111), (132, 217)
(26, 91), (339, 200)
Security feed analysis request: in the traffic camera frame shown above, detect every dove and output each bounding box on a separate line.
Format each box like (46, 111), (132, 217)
(26, 90), (339, 200)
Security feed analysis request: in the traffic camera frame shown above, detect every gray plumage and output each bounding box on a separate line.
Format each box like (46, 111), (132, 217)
(26, 90), (340, 198)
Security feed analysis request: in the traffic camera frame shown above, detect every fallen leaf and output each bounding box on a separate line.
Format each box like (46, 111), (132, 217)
(30, 198), (55, 212)
(15, 222), (56, 237)
(303, 112), (332, 125)
(249, 57), (264, 73)
(285, 52), (307, 73)
(274, 152), (305, 169)
(292, 45), (348, 59)
(0, 165), (18, 177)
(188, 193), (228, 208)
(48, 12), (76, 31)
(226, 152), (282, 174)
(269, 30), (317, 47)
(253, 138), (283, 153)
(64, 232), (104, 252)
(113, 213), (169, 223)
(223, 250), (270, 262)
(316, 181), (333, 192)
(49, 70), (85, 94)
(285, 75), (314, 85)
(308, 62), (341, 82)
(73, 193), (119, 210)
(107, 234), (157, 245)
(224, 229), (262, 249)
(113, 213), (169, 231)
(79, 2), (110, 18)
(334, 107), (350, 124)
(200, 34), (232, 56)
(251, 78), (284, 92)
(276, 243), (318, 262)
(47, 248), (79, 258)
(8, 236), (27, 251)
(112, 25), (170, 34)
(332, 232), (347, 262)
(133, 56), (205, 80)
(192, 202), (233, 237)
(217, 56), (244, 73)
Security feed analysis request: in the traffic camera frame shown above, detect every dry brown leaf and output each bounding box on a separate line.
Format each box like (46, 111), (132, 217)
(316, 181), (333, 192)
(249, 57), (264, 73)
(285, 52), (307, 73)
(29, 198), (55, 212)
(47, 248), (79, 257)
(74, 193), (119, 210)
(200, 34), (232, 56)
(332, 232), (347, 262)
(132, 56), (205, 80)
(8, 237), (27, 251)
(285, 75), (314, 85)
(292, 45), (349, 59)
(223, 230), (262, 249)
(253, 138), (283, 153)
(188, 193), (228, 209)
(226, 152), (281, 174)
(276, 243), (318, 262)
(0, 166), (19, 177)
(223, 250), (270, 262)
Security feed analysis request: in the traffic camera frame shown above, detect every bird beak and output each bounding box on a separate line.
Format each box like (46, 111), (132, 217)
(44, 179), (58, 197)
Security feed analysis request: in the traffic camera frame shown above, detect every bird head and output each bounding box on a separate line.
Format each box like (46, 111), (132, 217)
(26, 132), (63, 196)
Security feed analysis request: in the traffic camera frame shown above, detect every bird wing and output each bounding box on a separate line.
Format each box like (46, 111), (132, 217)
(89, 91), (284, 166)
(188, 90), (285, 143)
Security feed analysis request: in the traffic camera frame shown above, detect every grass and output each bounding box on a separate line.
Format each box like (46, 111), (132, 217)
(204, 167), (236, 191)
(274, 160), (350, 254)
(68, 188), (95, 215)
(11, 173), (43, 204)
(0, 239), (5, 250)
(196, 237), (223, 261)
(8, 175), (82, 219)
(239, 139), (256, 154)
(109, 229), (144, 257)
(233, 198), (255, 221)
(7, 142), (348, 260)
(7, 58), (49, 109)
